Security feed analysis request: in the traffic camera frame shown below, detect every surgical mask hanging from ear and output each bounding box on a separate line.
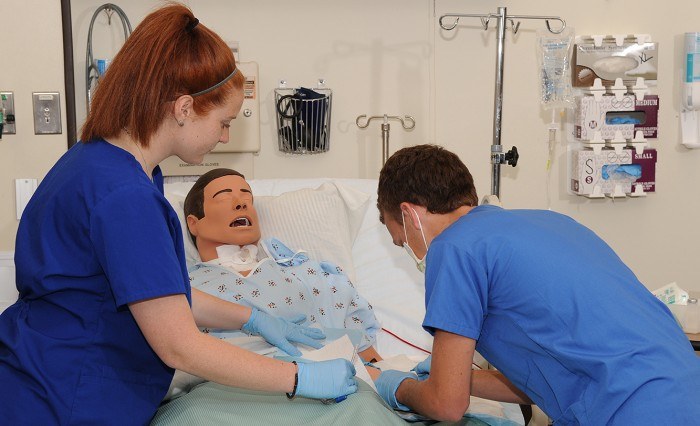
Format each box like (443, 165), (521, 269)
(402, 208), (428, 273)
(404, 243), (426, 274)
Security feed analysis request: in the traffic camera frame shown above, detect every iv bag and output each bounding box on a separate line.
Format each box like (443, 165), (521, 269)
(537, 28), (574, 110)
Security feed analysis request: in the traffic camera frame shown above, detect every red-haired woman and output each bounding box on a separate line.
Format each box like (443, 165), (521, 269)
(0, 4), (356, 424)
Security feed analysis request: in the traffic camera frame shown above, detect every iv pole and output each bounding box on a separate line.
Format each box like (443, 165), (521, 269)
(356, 114), (416, 165)
(439, 7), (566, 198)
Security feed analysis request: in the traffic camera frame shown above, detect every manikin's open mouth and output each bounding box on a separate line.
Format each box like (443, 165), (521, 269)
(230, 217), (251, 227)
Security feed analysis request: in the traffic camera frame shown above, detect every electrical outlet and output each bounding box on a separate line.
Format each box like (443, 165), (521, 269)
(32, 92), (62, 135)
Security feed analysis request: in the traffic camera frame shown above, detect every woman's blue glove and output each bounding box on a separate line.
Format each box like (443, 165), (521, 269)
(296, 359), (358, 399)
(242, 308), (325, 356)
(375, 369), (417, 411)
(412, 355), (431, 380)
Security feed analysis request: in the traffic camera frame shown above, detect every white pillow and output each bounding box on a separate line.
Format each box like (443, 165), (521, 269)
(164, 181), (370, 283)
(255, 182), (369, 282)
(163, 182), (202, 267)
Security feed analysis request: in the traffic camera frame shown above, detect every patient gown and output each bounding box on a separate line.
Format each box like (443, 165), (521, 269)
(189, 238), (380, 351)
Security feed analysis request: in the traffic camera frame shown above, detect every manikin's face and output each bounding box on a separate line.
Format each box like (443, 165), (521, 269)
(187, 175), (261, 248)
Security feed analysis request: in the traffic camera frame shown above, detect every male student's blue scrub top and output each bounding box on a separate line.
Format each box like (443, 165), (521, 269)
(422, 205), (700, 425)
(0, 140), (191, 425)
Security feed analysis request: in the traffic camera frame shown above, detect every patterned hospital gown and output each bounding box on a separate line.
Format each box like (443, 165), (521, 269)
(189, 238), (379, 351)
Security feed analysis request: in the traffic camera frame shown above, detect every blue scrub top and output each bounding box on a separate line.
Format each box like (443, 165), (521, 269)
(0, 140), (191, 425)
(423, 205), (700, 425)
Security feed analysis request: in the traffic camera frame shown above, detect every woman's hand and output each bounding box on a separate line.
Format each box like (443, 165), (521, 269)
(242, 308), (325, 356)
(296, 359), (358, 399)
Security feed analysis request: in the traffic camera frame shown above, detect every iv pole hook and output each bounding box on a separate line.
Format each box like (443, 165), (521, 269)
(356, 114), (416, 165)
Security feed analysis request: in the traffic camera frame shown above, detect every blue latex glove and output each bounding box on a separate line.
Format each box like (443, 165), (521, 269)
(296, 359), (358, 399)
(413, 355), (431, 375)
(412, 355), (431, 380)
(375, 369), (418, 411)
(242, 308), (325, 356)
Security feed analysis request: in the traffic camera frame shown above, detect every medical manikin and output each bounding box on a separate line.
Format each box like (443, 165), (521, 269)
(184, 169), (382, 363)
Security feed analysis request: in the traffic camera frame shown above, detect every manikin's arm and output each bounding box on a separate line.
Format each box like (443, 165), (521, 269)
(359, 346), (382, 363)
(395, 330), (531, 422)
(360, 346), (383, 380)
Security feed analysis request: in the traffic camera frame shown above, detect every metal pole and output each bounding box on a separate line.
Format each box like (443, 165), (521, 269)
(381, 122), (390, 166)
(439, 8), (565, 198)
(491, 6), (507, 198)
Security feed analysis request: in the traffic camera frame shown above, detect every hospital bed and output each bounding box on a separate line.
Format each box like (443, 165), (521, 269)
(156, 178), (526, 425)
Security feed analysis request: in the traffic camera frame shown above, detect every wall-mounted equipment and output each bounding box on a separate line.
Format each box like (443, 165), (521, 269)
(0, 92), (16, 137)
(573, 36), (658, 88)
(567, 34), (658, 199)
(570, 148), (656, 198)
(356, 114), (415, 165)
(681, 32), (700, 148)
(275, 80), (332, 154)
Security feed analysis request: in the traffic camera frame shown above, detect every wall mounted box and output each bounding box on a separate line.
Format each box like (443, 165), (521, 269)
(575, 94), (636, 140)
(573, 41), (658, 87)
(570, 148), (657, 196)
(634, 95), (659, 139)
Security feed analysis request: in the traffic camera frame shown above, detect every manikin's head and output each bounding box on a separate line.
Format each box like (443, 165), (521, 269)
(184, 168), (261, 262)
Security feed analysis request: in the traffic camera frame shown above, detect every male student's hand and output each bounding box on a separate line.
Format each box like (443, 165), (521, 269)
(412, 355), (431, 380)
(375, 369), (418, 411)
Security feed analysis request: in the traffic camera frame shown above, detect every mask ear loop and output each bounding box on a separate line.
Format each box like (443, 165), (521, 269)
(409, 207), (429, 253)
(401, 210), (409, 244)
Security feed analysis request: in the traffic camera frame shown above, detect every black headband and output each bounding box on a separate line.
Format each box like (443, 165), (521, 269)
(185, 17), (199, 32)
(190, 68), (238, 97)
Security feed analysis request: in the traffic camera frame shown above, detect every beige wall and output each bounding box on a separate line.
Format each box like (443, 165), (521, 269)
(2, 0), (700, 292)
(0, 0), (68, 253)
